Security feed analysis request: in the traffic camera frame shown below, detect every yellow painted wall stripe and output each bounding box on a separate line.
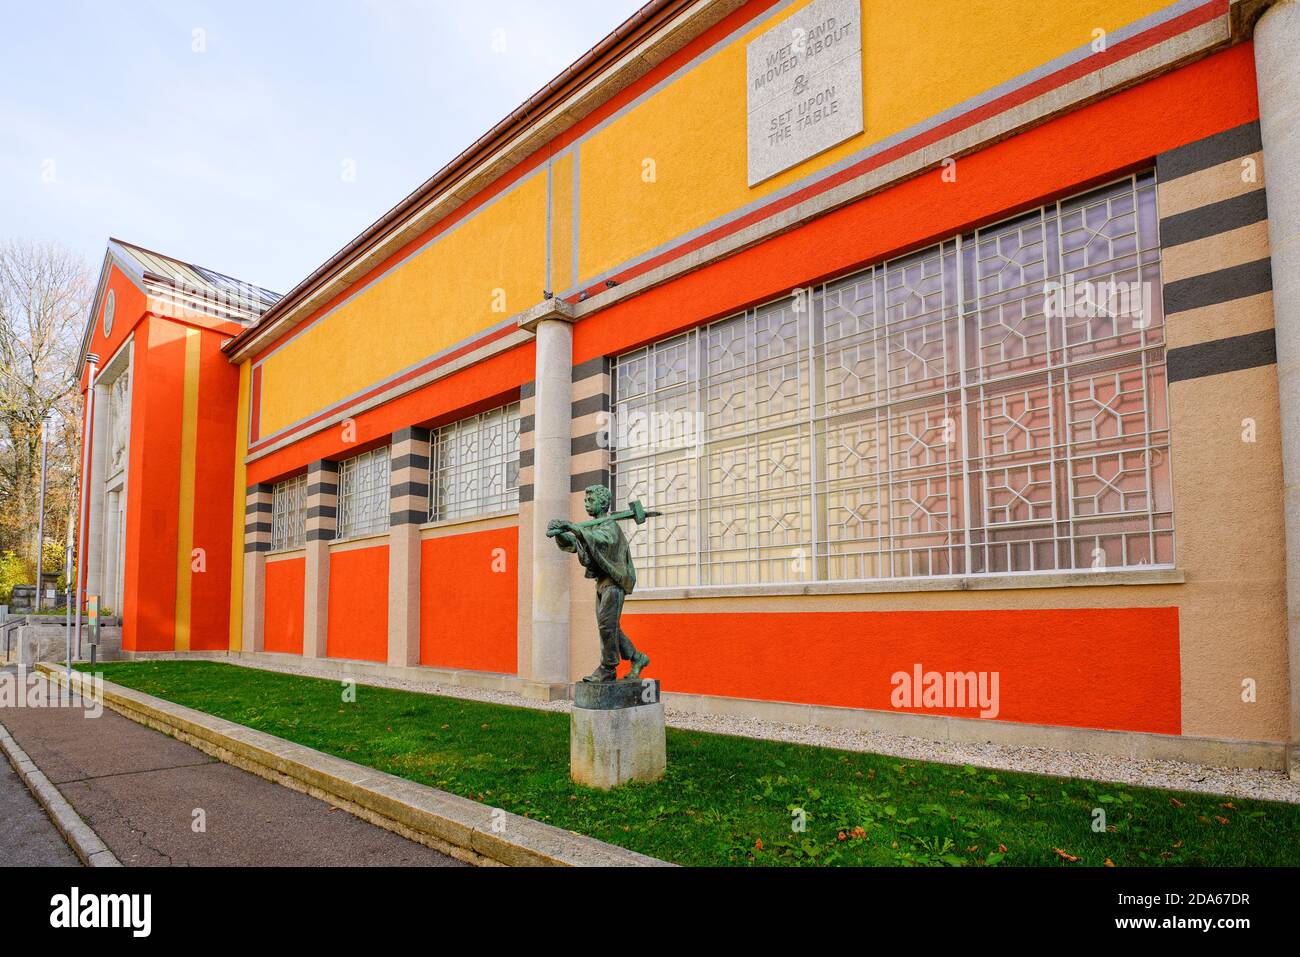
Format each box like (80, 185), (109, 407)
(550, 152), (575, 296)
(576, 0), (1178, 281)
(173, 328), (201, 651)
(256, 168), (550, 436)
(228, 359), (251, 651)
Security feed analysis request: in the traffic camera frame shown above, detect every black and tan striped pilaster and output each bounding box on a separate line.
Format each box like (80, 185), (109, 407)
(516, 380), (535, 661)
(518, 380), (535, 503)
(244, 483), (273, 553)
(306, 460), (339, 542)
(389, 426), (430, 526)
(1157, 119), (1276, 381)
(570, 355), (611, 496)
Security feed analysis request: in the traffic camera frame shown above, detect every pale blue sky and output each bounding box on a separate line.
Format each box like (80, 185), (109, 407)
(0, 0), (644, 294)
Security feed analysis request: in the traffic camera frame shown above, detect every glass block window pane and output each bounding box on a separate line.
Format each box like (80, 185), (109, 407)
(337, 446), (390, 539)
(612, 172), (1173, 588)
(428, 402), (521, 522)
(271, 474), (306, 550)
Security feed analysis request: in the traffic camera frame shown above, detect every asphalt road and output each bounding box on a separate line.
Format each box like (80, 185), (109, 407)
(0, 669), (465, 867)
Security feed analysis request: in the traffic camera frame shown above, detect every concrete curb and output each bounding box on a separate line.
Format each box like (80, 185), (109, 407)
(0, 714), (121, 867)
(37, 664), (671, 867)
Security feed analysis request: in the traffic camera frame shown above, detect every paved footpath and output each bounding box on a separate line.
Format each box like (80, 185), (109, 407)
(0, 669), (464, 867)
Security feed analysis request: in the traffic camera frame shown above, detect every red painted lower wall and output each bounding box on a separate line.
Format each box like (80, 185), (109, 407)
(420, 527), (517, 673)
(264, 557), (304, 655)
(624, 607), (1180, 734)
(327, 544), (389, 662)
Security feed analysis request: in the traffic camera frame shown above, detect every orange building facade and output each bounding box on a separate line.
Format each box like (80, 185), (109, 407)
(78, 0), (1300, 774)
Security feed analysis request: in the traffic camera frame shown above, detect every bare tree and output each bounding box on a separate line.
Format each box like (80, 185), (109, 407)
(0, 239), (91, 577)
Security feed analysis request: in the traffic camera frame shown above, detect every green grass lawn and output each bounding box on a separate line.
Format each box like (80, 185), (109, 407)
(77, 660), (1300, 867)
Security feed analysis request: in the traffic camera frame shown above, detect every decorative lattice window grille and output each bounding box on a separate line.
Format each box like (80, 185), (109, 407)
(611, 173), (1171, 589)
(428, 402), (521, 522)
(336, 446), (391, 539)
(271, 474), (307, 550)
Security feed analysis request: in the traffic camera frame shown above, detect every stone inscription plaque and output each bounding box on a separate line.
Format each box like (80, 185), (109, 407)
(746, 0), (863, 187)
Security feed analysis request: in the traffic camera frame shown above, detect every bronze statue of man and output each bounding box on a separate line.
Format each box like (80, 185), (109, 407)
(547, 484), (651, 683)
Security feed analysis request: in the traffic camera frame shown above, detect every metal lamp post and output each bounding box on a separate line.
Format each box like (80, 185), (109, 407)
(34, 412), (50, 612)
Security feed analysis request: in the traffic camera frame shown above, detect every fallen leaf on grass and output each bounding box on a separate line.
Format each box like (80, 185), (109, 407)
(1053, 848), (1080, 862)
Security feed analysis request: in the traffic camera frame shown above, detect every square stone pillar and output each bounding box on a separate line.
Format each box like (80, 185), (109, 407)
(1255, 0), (1300, 778)
(241, 483), (272, 653)
(83, 375), (111, 603)
(303, 459), (338, 659)
(388, 426), (429, 668)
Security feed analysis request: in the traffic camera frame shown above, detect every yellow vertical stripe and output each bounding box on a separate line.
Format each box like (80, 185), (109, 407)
(173, 329), (201, 651)
(228, 360), (251, 651)
(549, 152), (574, 294)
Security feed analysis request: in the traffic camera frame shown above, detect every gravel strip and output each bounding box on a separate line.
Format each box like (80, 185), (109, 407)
(116, 653), (1300, 806)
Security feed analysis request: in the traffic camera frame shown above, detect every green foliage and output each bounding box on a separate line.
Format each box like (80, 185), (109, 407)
(77, 660), (1300, 868)
(0, 549), (26, 604)
(41, 538), (71, 590)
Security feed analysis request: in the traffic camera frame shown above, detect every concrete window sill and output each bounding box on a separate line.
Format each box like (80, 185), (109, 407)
(266, 546), (307, 561)
(624, 567), (1186, 601)
(420, 509), (519, 533)
(328, 532), (390, 551)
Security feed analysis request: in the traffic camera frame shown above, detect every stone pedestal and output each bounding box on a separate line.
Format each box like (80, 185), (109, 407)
(570, 679), (666, 789)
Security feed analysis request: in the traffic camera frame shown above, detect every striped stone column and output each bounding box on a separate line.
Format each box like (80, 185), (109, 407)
(517, 381), (536, 681)
(241, 483), (273, 653)
(303, 459), (338, 658)
(568, 355), (612, 679)
(388, 426), (430, 668)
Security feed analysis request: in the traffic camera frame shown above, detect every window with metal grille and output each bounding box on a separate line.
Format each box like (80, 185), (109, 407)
(428, 403), (521, 522)
(271, 474), (307, 550)
(336, 446), (391, 539)
(611, 172), (1171, 589)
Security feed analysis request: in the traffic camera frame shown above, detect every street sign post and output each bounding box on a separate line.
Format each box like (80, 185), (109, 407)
(87, 594), (100, 667)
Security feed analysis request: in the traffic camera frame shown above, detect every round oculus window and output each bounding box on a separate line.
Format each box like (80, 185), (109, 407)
(102, 289), (116, 337)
